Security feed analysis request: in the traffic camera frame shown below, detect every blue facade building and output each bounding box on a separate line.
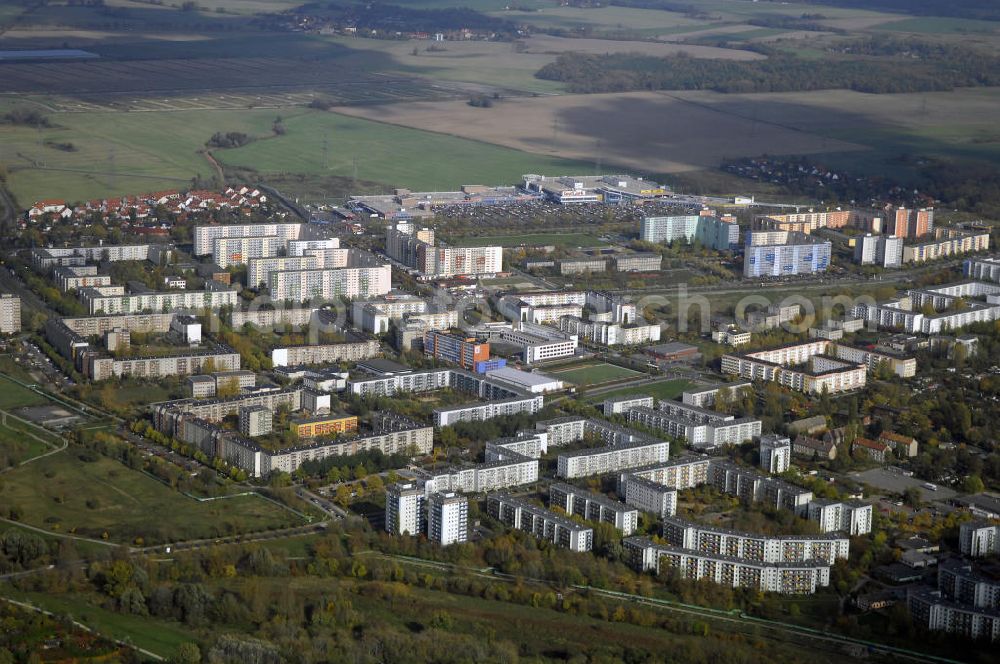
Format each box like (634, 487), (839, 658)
(743, 231), (831, 278)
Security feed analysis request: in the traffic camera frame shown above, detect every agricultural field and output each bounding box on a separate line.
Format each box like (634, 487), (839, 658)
(0, 450), (305, 544)
(0, 97), (597, 205)
(332, 90), (867, 176)
(334, 85), (1000, 181)
(549, 362), (642, 386)
(446, 232), (605, 248)
(586, 378), (693, 403)
(213, 110), (593, 194)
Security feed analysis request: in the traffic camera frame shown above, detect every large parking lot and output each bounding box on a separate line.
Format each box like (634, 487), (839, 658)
(850, 468), (958, 502)
(435, 199), (700, 234)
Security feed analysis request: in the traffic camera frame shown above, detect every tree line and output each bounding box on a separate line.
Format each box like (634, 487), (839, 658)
(535, 40), (1000, 94)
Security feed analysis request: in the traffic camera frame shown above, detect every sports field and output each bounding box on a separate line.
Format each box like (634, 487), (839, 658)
(0, 451), (304, 544)
(587, 378), (693, 403)
(549, 362), (642, 386)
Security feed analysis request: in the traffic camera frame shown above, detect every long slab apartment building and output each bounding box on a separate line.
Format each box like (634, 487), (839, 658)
(266, 251), (391, 302)
(31, 243), (174, 271)
(77, 284), (239, 315)
(627, 402), (762, 448)
(623, 537), (833, 595)
(487, 493), (593, 553)
(853, 280), (1000, 335)
(743, 230), (832, 278)
(193, 222), (305, 257)
(721, 339), (868, 394)
(153, 389), (432, 477)
(617, 452), (868, 534)
(549, 483), (639, 535)
(640, 211), (739, 250)
(386, 222), (502, 278)
(909, 558), (1000, 642)
(662, 517), (849, 565)
(423, 433), (542, 495)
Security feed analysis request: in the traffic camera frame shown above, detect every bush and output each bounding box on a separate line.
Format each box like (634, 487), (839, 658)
(206, 132), (254, 149)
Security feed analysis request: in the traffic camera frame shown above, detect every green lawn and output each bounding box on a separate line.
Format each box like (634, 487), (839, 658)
(2, 590), (193, 660)
(447, 232), (605, 248)
(0, 103), (280, 205)
(0, 374), (48, 410)
(550, 363), (642, 386)
(587, 378), (692, 403)
(0, 451), (304, 544)
(0, 415), (62, 466)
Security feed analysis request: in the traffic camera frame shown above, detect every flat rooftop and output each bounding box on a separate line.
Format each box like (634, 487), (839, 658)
(485, 366), (561, 387)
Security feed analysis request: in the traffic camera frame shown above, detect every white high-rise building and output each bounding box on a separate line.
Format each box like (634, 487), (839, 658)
(193, 223), (303, 256)
(0, 294), (21, 334)
(807, 500), (873, 536)
(288, 238), (340, 256)
(960, 521), (1000, 558)
(385, 482), (426, 536)
(212, 236), (285, 268)
(853, 234), (878, 265)
(428, 492), (468, 546)
(268, 260), (391, 302)
(759, 434), (791, 474)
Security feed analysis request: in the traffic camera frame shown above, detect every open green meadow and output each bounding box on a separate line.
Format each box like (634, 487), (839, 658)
(0, 412), (63, 466)
(549, 362), (642, 386)
(0, 374), (48, 410)
(0, 100), (590, 204)
(0, 425), (51, 466)
(0, 450), (304, 544)
(3, 590), (193, 660)
(587, 378), (693, 403)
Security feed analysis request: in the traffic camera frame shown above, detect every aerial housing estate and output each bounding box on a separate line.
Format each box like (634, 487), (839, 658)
(853, 280), (1000, 335)
(192, 222), (391, 301)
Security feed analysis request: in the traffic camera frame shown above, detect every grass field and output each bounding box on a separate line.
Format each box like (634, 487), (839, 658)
(0, 101), (592, 204)
(446, 232), (605, 248)
(549, 363), (642, 386)
(0, 424), (50, 466)
(0, 411), (63, 466)
(3, 590), (193, 660)
(0, 450), (303, 544)
(587, 378), (693, 403)
(0, 374), (49, 410)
